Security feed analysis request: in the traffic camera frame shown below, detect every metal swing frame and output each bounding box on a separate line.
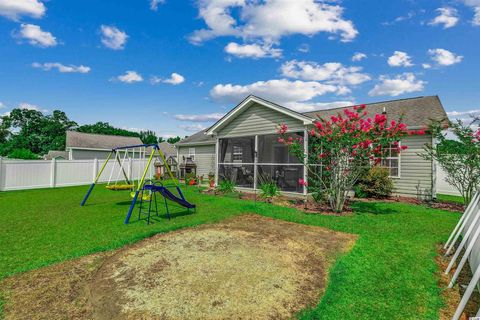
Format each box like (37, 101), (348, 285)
(80, 143), (180, 224)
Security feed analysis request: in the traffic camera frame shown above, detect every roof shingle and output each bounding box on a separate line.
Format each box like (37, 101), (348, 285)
(66, 131), (143, 149)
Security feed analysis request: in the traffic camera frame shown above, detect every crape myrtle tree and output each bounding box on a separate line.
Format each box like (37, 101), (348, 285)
(278, 105), (423, 212)
(422, 118), (480, 204)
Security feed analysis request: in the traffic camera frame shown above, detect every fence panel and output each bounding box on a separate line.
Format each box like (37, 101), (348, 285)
(55, 160), (94, 187)
(1, 160), (52, 191)
(0, 158), (157, 191)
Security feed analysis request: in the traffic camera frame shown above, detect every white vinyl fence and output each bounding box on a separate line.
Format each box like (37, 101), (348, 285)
(0, 158), (155, 191)
(436, 164), (462, 196)
(443, 190), (480, 320)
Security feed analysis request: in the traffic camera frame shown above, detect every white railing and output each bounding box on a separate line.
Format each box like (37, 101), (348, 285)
(0, 158), (155, 191)
(443, 190), (480, 320)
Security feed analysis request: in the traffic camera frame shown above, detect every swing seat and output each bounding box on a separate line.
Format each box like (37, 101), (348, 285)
(130, 191), (151, 201)
(106, 184), (135, 191)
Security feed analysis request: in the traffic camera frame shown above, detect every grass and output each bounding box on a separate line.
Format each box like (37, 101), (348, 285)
(0, 184), (460, 319)
(437, 193), (465, 205)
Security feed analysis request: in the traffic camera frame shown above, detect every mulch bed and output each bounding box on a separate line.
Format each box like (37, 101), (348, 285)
(201, 188), (464, 214)
(436, 245), (480, 320)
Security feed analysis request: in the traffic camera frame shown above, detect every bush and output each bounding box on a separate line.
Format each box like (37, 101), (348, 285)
(216, 179), (236, 194)
(259, 182), (280, 201)
(7, 148), (39, 160)
(356, 166), (394, 198)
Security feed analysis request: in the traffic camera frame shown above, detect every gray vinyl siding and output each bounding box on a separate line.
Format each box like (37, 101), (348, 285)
(70, 149), (111, 160)
(178, 145), (216, 177)
(394, 134), (433, 197)
(217, 103), (305, 138)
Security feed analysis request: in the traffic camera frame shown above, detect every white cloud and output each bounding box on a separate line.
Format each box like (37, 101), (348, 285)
(150, 0), (165, 11)
(32, 62), (91, 73)
(387, 51), (413, 67)
(429, 7), (459, 29)
(179, 124), (207, 132)
(163, 73), (185, 85)
(189, 0), (358, 44)
(447, 109), (480, 122)
(100, 25), (128, 50)
(0, 0), (45, 20)
(368, 73), (425, 97)
(461, 1), (480, 25)
(352, 52), (367, 62)
(224, 42), (282, 58)
(18, 102), (48, 112)
(428, 48), (463, 66)
(175, 113), (224, 122)
(280, 60), (370, 86)
(285, 100), (354, 112)
(0, 102), (5, 109)
(422, 63), (432, 69)
(113, 71), (143, 83)
(382, 11), (416, 26)
(297, 43), (310, 53)
(16, 24), (57, 47)
(210, 79), (341, 107)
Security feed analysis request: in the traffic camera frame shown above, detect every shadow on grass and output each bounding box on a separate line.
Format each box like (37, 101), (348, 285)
(351, 201), (399, 215)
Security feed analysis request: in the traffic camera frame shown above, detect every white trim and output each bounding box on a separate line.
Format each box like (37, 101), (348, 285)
(177, 142), (215, 147)
(206, 96), (313, 135)
(303, 128), (308, 195)
(215, 138), (219, 186)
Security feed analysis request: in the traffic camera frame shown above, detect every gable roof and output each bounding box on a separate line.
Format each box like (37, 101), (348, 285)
(205, 95), (313, 135)
(66, 131), (143, 150)
(158, 141), (176, 156)
(176, 129), (216, 146)
(44, 150), (69, 160)
(177, 95), (448, 147)
(303, 96), (448, 129)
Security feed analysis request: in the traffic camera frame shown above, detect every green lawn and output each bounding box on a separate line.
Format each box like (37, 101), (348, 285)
(0, 184), (460, 319)
(437, 193), (465, 205)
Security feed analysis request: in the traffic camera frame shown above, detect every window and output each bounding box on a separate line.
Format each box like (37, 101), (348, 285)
(188, 148), (195, 161)
(232, 145), (243, 162)
(381, 143), (401, 178)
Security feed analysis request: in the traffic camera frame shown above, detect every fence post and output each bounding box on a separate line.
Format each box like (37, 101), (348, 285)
(0, 157), (3, 191)
(50, 158), (56, 188)
(93, 158), (98, 183)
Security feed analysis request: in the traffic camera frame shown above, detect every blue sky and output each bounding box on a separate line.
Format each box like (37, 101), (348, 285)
(0, 0), (479, 137)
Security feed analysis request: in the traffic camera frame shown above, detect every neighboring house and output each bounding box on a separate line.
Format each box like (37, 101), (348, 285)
(176, 129), (216, 179)
(176, 95), (448, 197)
(66, 131), (143, 160)
(43, 150), (69, 160)
(155, 141), (178, 176)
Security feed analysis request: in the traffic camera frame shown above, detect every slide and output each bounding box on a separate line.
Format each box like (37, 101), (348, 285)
(151, 185), (196, 209)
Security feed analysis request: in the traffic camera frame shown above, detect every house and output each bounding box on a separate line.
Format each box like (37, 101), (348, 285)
(176, 95), (448, 197)
(154, 141), (178, 176)
(43, 150), (69, 160)
(65, 131), (144, 160)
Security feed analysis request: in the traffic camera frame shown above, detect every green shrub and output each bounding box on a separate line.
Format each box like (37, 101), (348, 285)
(7, 148), (39, 160)
(216, 179), (236, 194)
(356, 166), (394, 198)
(259, 182), (280, 201)
(185, 172), (196, 181)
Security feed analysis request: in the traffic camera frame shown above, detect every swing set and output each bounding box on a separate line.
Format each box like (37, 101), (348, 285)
(80, 143), (195, 224)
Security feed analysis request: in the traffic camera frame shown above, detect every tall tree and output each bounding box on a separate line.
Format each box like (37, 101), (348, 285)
(167, 136), (181, 144)
(76, 122), (139, 137)
(139, 130), (158, 144)
(1, 108), (77, 156)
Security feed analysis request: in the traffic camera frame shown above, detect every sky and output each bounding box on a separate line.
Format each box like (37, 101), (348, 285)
(0, 0), (479, 137)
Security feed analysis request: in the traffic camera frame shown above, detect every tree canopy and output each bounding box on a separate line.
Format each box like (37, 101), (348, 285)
(0, 108), (178, 159)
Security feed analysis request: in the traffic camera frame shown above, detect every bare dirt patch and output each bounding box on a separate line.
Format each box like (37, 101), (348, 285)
(1, 215), (356, 320)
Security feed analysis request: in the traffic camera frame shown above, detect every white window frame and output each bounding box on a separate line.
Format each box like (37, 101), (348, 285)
(382, 142), (401, 178)
(232, 145), (243, 163)
(188, 147), (196, 161)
